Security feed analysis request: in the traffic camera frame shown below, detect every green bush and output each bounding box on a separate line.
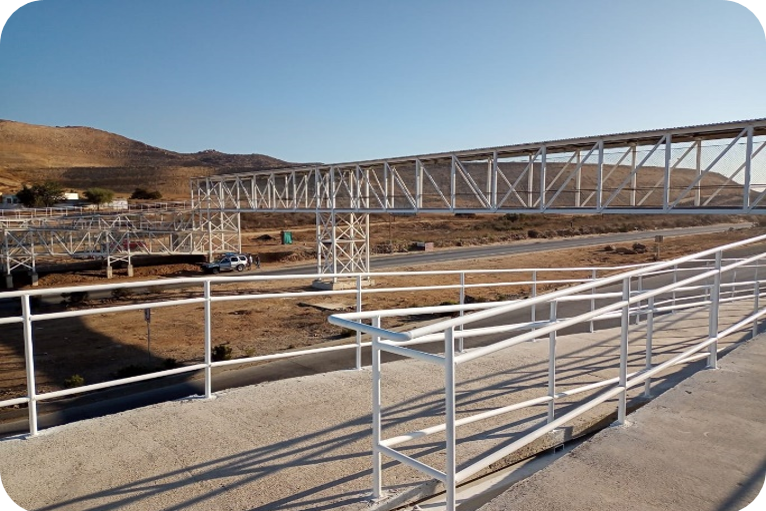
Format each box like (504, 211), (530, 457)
(130, 188), (163, 200)
(64, 374), (85, 388)
(83, 187), (115, 209)
(212, 344), (232, 361)
(115, 364), (153, 379)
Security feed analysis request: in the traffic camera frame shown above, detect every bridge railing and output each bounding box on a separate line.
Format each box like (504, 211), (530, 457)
(328, 233), (766, 508)
(0, 258), (709, 437)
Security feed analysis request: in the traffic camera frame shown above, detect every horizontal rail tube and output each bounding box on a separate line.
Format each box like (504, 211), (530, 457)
(30, 297), (207, 321)
(455, 386), (625, 482)
(377, 341), (445, 365)
(37, 363), (208, 401)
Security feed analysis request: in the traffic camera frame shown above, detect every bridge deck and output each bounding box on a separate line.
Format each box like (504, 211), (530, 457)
(0, 303), (760, 511)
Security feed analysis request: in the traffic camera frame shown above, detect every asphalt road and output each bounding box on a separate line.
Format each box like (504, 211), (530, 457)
(0, 222), (757, 436)
(265, 222), (752, 275)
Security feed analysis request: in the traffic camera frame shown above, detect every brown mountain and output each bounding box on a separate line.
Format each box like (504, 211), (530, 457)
(0, 119), (295, 197)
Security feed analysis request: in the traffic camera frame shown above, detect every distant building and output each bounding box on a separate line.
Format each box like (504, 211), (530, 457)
(0, 193), (20, 209)
(106, 198), (129, 210)
(63, 192), (79, 201)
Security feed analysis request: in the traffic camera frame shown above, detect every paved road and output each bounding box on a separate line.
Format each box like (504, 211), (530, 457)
(264, 222), (751, 274)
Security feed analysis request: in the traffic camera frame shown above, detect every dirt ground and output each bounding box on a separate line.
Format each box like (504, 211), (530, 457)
(1, 221), (764, 405)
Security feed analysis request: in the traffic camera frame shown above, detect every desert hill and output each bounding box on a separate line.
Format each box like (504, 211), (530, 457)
(0, 120), (294, 197)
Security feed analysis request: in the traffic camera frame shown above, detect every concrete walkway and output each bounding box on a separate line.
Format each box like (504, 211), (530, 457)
(0, 303), (760, 511)
(478, 335), (766, 511)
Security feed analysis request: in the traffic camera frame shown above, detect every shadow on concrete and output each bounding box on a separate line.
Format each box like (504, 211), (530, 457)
(21, 309), (759, 511)
(716, 456), (766, 511)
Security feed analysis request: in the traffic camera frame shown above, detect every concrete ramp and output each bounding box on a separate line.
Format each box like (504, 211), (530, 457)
(478, 335), (766, 511)
(0, 304), (759, 511)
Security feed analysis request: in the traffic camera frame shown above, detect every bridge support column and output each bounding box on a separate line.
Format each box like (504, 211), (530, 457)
(5, 274), (13, 289)
(127, 264), (134, 277)
(313, 212), (371, 289)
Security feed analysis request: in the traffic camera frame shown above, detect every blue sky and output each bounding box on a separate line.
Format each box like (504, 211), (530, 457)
(0, 0), (765, 164)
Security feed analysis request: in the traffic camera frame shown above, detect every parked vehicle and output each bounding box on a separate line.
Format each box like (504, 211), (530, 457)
(200, 253), (250, 274)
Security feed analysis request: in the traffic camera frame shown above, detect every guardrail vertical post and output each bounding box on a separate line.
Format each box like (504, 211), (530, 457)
(371, 316), (383, 499)
(618, 277), (630, 425)
(636, 275), (643, 325)
(731, 269), (737, 299)
(708, 251), (722, 369)
(672, 264), (678, 311)
(356, 275), (363, 369)
(753, 263), (760, 339)
(458, 272), (465, 353)
(22, 294), (38, 436)
(644, 296), (654, 398)
(445, 326), (457, 511)
(548, 301), (557, 423)
(590, 269), (596, 333)
(531, 270), (537, 340)
(204, 280), (212, 398)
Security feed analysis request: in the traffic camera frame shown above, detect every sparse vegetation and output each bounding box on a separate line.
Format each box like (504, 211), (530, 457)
(130, 188), (163, 200)
(162, 358), (179, 369)
(83, 187), (115, 209)
(63, 374), (85, 388)
(212, 344), (233, 361)
(115, 364), (154, 379)
(15, 181), (65, 207)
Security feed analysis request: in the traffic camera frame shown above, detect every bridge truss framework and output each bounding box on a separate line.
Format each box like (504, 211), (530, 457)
(2, 119), (765, 287)
(0, 208), (239, 285)
(192, 118), (766, 279)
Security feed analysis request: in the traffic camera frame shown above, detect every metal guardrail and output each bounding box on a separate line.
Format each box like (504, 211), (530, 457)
(328, 233), (766, 509)
(0, 201), (192, 219)
(0, 261), (664, 436)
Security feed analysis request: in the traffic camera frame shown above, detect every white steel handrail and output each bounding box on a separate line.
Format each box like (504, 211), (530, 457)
(0, 261), (665, 435)
(1, 248), (764, 445)
(327, 233), (766, 508)
(329, 232), (766, 340)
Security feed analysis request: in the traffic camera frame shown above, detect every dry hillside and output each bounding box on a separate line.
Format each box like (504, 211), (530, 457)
(0, 120), (294, 197)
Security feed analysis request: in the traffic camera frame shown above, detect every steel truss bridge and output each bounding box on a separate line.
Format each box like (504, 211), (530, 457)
(193, 118), (766, 277)
(2, 118), (766, 285)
